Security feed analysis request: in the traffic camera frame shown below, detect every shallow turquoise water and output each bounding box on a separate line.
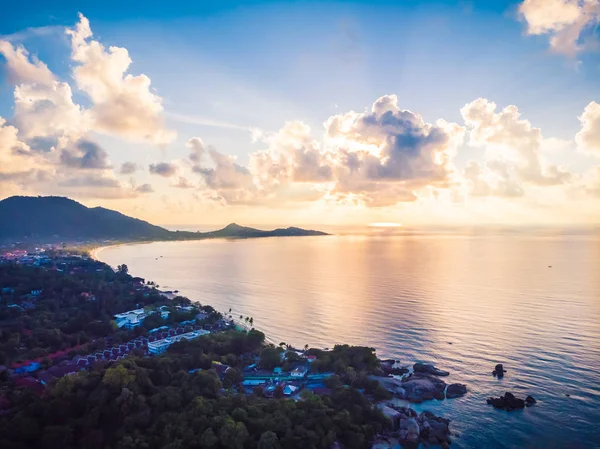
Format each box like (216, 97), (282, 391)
(98, 229), (600, 449)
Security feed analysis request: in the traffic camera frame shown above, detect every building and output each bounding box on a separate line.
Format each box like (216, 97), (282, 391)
(290, 366), (308, 379)
(114, 309), (147, 329)
(147, 329), (210, 355)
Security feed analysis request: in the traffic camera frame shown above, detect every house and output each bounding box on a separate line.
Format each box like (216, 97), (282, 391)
(290, 366), (308, 379)
(176, 305), (195, 312)
(195, 312), (209, 321)
(147, 329), (210, 355)
(305, 355), (317, 363)
(12, 361), (41, 374)
(283, 384), (299, 396)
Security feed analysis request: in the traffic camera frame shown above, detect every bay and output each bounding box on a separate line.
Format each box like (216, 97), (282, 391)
(97, 228), (600, 449)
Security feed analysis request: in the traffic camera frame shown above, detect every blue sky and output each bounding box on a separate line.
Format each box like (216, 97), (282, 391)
(1, 0), (599, 225)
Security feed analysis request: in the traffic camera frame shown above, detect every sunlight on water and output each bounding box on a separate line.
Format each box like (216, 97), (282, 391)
(97, 229), (600, 448)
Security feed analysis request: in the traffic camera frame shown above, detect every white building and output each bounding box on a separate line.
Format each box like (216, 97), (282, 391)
(290, 366), (308, 378)
(148, 329), (210, 355)
(114, 309), (147, 329)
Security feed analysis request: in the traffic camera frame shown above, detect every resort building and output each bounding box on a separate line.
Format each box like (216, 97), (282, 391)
(290, 366), (308, 378)
(114, 309), (147, 329)
(147, 329), (210, 355)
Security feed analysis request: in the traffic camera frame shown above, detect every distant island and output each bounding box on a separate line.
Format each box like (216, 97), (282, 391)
(0, 196), (328, 243)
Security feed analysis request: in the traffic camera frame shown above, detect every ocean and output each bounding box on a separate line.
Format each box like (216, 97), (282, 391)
(96, 227), (600, 449)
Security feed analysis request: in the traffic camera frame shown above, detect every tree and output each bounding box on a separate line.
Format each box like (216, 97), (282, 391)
(258, 431), (281, 449)
(116, 264), (129, 275)
(260, 347), (281, 370)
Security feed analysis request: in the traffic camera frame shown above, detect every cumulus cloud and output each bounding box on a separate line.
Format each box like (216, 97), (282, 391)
(149, 162), (179, 177)
(135, 183), (154, 193)
(120, 161), (138, 174)
(576, 101), (600, 155)
(518, 0), (600, 55)
(66, 14), (175, 144)
(0, 40), (55, 85)
(324, 95), (465, 206)
(188, 95), (465, 208)
(461, 98), (572, 191)
(12, 67), (90, 143)
(187, 137), (205, 164)
(60, 139), (111, 170)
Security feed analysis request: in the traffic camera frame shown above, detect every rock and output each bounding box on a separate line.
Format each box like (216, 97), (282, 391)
(525, 395), (537, 406)
(492, 364), (507, 377)
(399, 418), (420, 443)
(446, 383), (467, 398)
(390, 367), (409, 376)
(487, 392), (525, 410)
(413, 363), (450, 376)
(402, 372), (447, 402)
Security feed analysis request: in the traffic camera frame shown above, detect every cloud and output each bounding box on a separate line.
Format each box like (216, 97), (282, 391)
(135, 183), (154, 193)
(120, 161), (138, 174)
(518, 0), (600, 55)
(195, 149), (253, 189)
(13, 76), (91, 142)
(576, 101), (600, 156)
(0, 40), (55, 85)
(149, 162), (179, 177)
(60, 139), (111, 170)
(461, 98), (572, 189)
(172, 176), (195, 189)
(66, 13), (175, 145)
(187, 137), (205, 164)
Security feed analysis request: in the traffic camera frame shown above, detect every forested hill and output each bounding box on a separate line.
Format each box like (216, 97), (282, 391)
(0, 196), (328, 241)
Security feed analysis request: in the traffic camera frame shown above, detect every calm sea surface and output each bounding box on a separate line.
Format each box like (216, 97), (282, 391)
(97, 228), (600, 449)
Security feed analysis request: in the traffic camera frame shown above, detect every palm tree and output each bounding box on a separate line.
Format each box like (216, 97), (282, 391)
(304, 344), (309, 352)
(244, 316), (249, 323)
(249, 317), (254, 326)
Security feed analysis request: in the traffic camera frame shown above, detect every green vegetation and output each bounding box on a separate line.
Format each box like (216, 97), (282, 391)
(0, 255), (392, 449)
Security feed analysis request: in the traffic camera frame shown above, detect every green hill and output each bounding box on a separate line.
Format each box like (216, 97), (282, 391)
(0, 196), (327, 242)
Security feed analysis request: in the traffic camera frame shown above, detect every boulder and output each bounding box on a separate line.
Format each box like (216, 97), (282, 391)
(492, 364), (507, 377)
(402, 372), (446, 402)
(487, 392), (525, 410)
(390, 367), (409, 376)
(446, 383), (467, 398)
(525, 395), (537, 406)
(413, 363), (450, 376)
(418, 411), (451, 446)
(399, 418), (420, 443)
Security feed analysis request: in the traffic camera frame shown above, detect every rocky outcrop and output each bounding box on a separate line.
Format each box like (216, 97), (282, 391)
(372, 406), (451, 448)
(401, 372), (446, 402)
(413, 363), (450, 376)
(487, 392), (526, 410)
(380, 360), (409, 376)
(492, 364), (507, 377)
(446, 383), (467, 398)
(525, 395), (537, 406)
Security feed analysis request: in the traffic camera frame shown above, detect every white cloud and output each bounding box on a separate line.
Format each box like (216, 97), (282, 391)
(0, 40), (55, 86)
(518, 0), (600, 55)
(66, 13), (175, 145)
(576, 101), (600, 156)
(461, 98), (572, 189)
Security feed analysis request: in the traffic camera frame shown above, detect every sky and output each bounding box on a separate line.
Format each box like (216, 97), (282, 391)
(1, 0), (600, 226)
